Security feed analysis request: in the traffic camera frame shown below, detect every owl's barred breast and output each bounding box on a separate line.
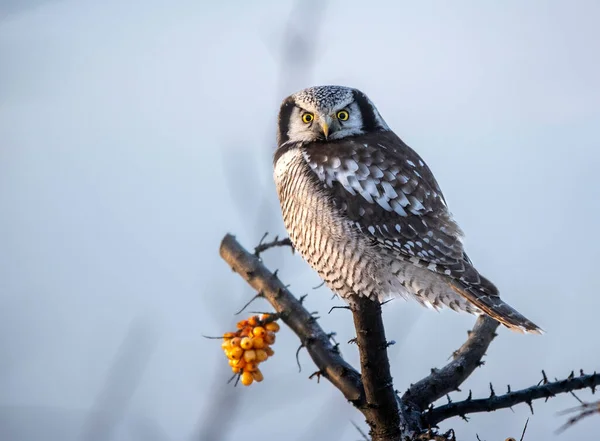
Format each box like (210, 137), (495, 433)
(274, 147), (481, 311)
(274, 148), (385, 300)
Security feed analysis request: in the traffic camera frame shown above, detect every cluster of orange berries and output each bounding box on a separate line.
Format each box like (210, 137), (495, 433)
(222, 314), (280, 386)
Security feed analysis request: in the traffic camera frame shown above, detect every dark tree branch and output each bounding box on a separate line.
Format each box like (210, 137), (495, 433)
(220, 234), (363, 403)
(351, 296), (401, 440)
(403, 315), (499, 411)
(424, 372), (600, 426)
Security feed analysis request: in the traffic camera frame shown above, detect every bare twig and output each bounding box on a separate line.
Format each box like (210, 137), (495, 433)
(403, 316), (499, 411)
(556, 398), (600, 433)
(254, 234), (293, 257)
(424, 372), (600, 426)
(351, 421), (370, 441)
(519, 417), (529, 441)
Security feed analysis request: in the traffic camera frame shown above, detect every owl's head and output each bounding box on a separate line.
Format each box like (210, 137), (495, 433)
(277, 85), (389, 146)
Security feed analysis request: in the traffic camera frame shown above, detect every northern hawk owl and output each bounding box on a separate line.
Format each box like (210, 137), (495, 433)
(273, 85), (542, 333)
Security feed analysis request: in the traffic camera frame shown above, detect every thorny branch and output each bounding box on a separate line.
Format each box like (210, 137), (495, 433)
(220, 234), (364, 404)
(424, 372), (600, 426)
(403, 316), (499, 411)
(219, 233), (600, 439)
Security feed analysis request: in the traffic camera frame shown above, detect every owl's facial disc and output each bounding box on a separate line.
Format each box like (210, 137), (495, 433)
(276, 85), (390, 146)
(287, 102), (364, 143)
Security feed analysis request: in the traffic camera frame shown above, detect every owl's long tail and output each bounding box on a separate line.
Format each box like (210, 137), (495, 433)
(450, 282), (544, 334)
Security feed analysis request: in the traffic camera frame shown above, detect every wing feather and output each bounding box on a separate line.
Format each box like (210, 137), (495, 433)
(302, 131), (467, 268)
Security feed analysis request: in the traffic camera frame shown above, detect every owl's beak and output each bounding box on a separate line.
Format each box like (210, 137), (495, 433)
(319, 115), (333, 139)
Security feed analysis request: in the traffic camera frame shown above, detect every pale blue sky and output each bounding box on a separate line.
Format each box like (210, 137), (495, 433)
(1, 1), (599, 439)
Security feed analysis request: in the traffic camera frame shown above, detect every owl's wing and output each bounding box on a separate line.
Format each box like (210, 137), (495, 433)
(302, 131), (470, 268)
(301, 132), (547, 333)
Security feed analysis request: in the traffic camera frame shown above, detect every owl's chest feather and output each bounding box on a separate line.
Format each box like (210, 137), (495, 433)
(274, 149), (343, 248)
(273, 148), (382, 299)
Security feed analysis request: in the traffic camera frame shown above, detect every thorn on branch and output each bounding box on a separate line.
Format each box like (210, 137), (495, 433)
(298, 293), (308, 304)
(309, 370), (323, 383)
(526, 400), (534, 415)
(569, 390), (584, 404)
(328, 305), (351, 314)
(312, 280), (326, 290)
(295, 343), (305, 373)
(234, 292), (264, 315)
(489, 383), (496, 398)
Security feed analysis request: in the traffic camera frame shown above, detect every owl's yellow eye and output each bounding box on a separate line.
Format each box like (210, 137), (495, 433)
(336, 110), (349, 121)
(302, 113), (314, 124)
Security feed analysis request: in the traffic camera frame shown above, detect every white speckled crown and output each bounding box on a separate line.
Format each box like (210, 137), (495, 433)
(292, 85), (354, 110)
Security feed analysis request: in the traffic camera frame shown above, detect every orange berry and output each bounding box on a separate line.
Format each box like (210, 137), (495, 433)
(236, 321), (245, 329)
(248, 316), (259, 326)
(251, 369), (264, 382)
(252, 337), (265, 349)
(229, 358), (245, 368)
(229, 346), (243, 360)
(223, 332), (236, 339)
(265, 346), (274, 356)
(244, 361), (258, 372)
(230, 337), (242, 347)
(265, 322), (280, 333)
(265, 331), (276, 345)
(231, 366), (242, 374)
(221, 340), (231, 350)
(252, 326), (266, 338)
(255, 349), (268, 362)
(243, 349), (257, 363)
(240, 371), (253, 386)
(261, 314), (270, 321)
(240, 337), (253, 350)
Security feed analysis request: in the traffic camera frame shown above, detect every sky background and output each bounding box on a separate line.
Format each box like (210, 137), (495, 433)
(1, 0), (599, 440)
